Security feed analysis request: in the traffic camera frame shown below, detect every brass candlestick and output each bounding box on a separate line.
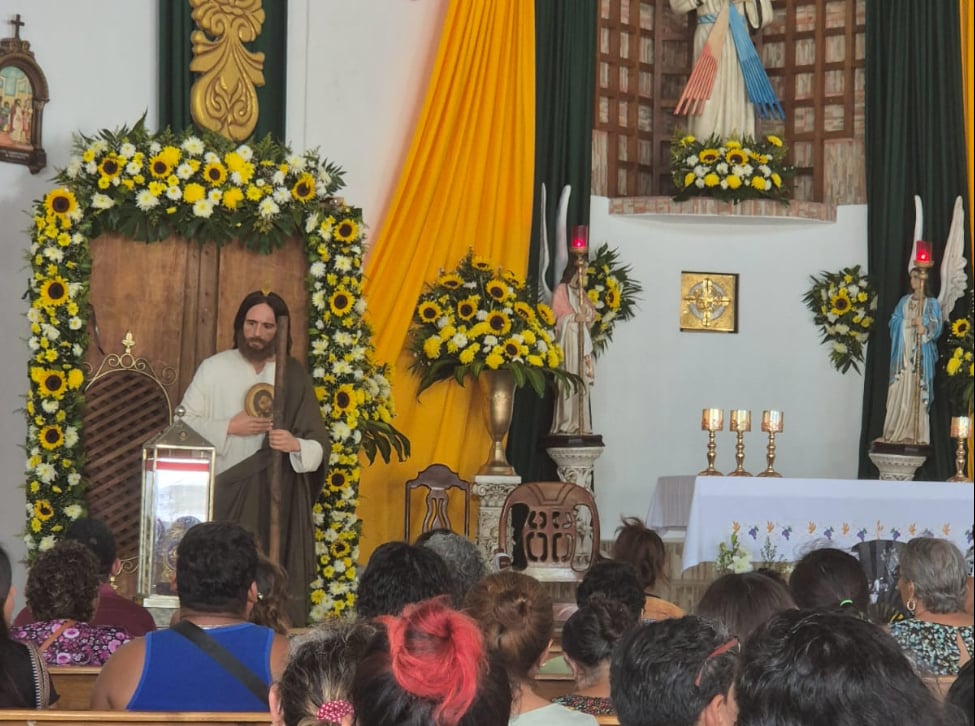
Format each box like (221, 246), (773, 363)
(757, 410), (784, 478)
(948, 416), (972, 482)
(728, 409), (752, 477)
(699, 408), (723, 476)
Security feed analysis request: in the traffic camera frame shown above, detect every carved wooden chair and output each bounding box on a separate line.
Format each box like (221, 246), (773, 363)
(498, 481), (600, 582)
(404, 464), (471, 541)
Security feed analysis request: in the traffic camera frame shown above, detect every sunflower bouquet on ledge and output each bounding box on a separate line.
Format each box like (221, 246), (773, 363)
(408, 251), (577, 397)
(670, 131), (794, 204)
(940, 290), (973, 414)
(802, 265), (878, 374)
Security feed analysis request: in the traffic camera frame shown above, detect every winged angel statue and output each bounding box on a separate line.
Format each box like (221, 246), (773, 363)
(881, 196), (968, 445)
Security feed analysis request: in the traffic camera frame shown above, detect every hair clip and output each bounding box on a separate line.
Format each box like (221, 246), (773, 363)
(694, 638), (740, 687)
(316, 699), (354, 722)
(839, 599), (853, 607)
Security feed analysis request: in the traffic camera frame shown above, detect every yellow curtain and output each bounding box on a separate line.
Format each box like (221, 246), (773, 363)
(963, 0), (973, 476)
(357, 1), (536, 558)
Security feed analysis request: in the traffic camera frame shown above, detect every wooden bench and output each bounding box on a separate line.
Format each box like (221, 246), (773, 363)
(0, 711), (270, 725)
(48, 667), (100, 710)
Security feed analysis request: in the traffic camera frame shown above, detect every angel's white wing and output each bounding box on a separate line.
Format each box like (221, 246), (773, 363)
(537, 183), (552, 303)
(552, 185), (571, 287)
(907, 194), (923, 275)
(937, 196), (968, 322)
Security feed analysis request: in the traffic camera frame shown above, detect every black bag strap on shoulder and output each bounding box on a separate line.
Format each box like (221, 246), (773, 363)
(170, 620), (270, 707)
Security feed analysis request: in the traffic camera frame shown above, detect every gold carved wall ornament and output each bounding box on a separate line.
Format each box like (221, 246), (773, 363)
(189, 0), (266, 141)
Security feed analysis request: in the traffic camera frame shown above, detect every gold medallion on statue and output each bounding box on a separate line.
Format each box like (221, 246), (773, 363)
(244, 382), (274, 418)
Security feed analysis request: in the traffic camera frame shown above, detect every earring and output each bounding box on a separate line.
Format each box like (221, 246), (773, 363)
(906, 598), (916, 614)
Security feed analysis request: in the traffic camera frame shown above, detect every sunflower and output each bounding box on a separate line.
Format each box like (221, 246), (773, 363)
(98, 156), (122, 179)
(33, 499), (55, 521)
(333, 384), (357, 415)
(334, 218), (359, 243)
(456, 297), (479, 321)
(291, 173), (316, 202)
(952, 318), (971, 338)
(202, 161), (227, 186)
(43, 189), (78, 220)
(330, 540), (351, 558)
(536, 303), (555, 326)
(329, 289), (354, 316)
(486, 311), (512, 336)
(31, 368), (67, 398)
(502, 269), (524, 288)
(725, 149), (748, 165)
(699, 149), (720, 164)
(471, 256), (493, 272)
(39, 277), (70, 307)
(148, 153), (174, 179)
(502, 337), (526, 359)
(513, 301), (535, 321)
(39, 425), (64, 450)
(485, 279), (509, 301)
(829, 289), (852, 316)
(605, 287), (620, 310)
(327, 469), (349, 492)
(417, 301), (442, 323)
(438, 273), (463, 290)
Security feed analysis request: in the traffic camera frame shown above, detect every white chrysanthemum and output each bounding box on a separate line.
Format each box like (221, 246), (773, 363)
(27, 307), (41, 323)
(136, 189), (160, 211)
(835, 324), (850, 335)
(311, 339), (328, 356)
(193, 199), (214, 218)
(334, 255), (352, 273)
(334, 332), (354, 346)
(313, 367), (326, 379)
(272, 170), (286, 186)
(28, 337), (39, 351)
(832, 341), (848, 354)
(68, 472), (81, 487)
(286, 155), (307, 172)
(177, 162), (196, 180)
(483, 335), (499, 347)
(258, 198), (280, 219)
(65, 158), (82, 178)
(43, 247), (64, 263)
(84, 161), (97, 175)
(354, 298), (367, 315)
(716, 162), (729, 174)
(35, 463), (56, 483)
(331, 421), (352, 441)
(305, 213), (320, 234)
(91, 139), (108, 155)
(758, 164), (772, 176)
(204, 151), (220, 164)
(63, 426), (79, 447)
(720, 179), (729, 189)
(64, 504), (84, 520)
(208, 189), (222, 203)
(182, 136), (205, 155)
(536, 340), (549, 353)
(119, 142), (137, 159)
(309, 261), (327, 278)
(69, 317), (83, 330)
(695, 178), (706, 189)
(91, 193), (114, 210)
(41, 323), (60, 340)
(39, 535), (57, 552)
(73, 344), (83, 356)
(436, 317), (450, 329)
(311, 291), (326, 310)
(333, 361), (353, 376)
(826, 313), (838, 323)
(166, 186), (182, 201)
(126, 160), (141, 175)
(235, 144), (253, 161)
(686, 154), (700, 167)
(319, 171), (333, 188)
(451, 333), (468, 349)
(272, 187), (290, 204)
(731, 553), (753, 573)
(149, 141), (162, 154)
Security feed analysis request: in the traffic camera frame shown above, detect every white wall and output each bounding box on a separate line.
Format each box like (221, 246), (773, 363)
(589, 198), (869, 526)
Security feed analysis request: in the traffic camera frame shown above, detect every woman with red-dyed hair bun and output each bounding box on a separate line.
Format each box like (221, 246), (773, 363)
(351, 596), (511, 726)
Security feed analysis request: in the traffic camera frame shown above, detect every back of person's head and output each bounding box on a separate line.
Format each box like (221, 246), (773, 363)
(946, 658), (974, 726)
(611, 517), (669, 592)
(464, 570), (553, 684)
(417, 532), (488, 609)
(561, 594), (635, 680)
(251, 554), (291, 634)
(352, 597), (511, 726)
(789, 547), (871, 615)
(26, 540), (101, 622)
(176, 522), (258, 614)
(737, 608), (949, 726)
(899, 537), (968, 614)
(610, 615), (738, 726)
(576, 559), (646, 622)
(273, 618), (378, 726)
(64, 517), (116, 580)
(356, 541), (454, 619)
(695, 571), (796, 642)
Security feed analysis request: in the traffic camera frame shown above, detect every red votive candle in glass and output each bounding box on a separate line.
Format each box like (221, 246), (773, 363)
(915, 239), (932, 266)
(571, 225), (589, 253)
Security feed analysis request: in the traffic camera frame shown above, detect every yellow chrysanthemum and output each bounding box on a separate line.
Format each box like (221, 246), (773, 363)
(485, 351), (505, 369)
(183, 183), (206, 203)
(725, 140), (742, 150)
(459, 344), (478, 365)
(39, 277), (70, 307)
(830, 289), (852, 316)
(704, 173), (720, 187)
(771, 173), (782, 188)
(334, 219), (359, 243)
(951, 319), (970, 338)
(418, 301), (442, 323)
(203, 161), (227, 186)
(44, 188), (78, 220)
(486, 311), (512, 336)
(766, 135), (783, 147)
(423, 336), (443, 359)
(751, 177), (768, 191)
(526, 354), (544, 367)
(222, 187), (244, 210)
(34, 499), (55, 522)
(291, 173), (316, 202)
(67, 369), (84, 389)
(39, 425), (64, 451)
(726, 175), (742, 190)
(224, 152), (254, 183)
(536, 303), (555, 327)
(699, 149), (720, 164)
(684, 171), (696, 188)
(946, 357), (961, 375)
(329, 289), (354, 316)
(438, 273), (463, 290)
(485, 279), (509, 301)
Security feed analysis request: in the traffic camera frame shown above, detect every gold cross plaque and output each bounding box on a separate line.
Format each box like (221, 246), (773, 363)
(680, 272), (738, 333)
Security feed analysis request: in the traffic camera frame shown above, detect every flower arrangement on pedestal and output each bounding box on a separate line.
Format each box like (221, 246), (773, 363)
(940, 290), (974, 414)
(585, 243), (643, 357)
(802, 265), (878, 373)
(24, 116), (408, 621)
(670, 132), (794, 204)
(408, 251), (579, 396)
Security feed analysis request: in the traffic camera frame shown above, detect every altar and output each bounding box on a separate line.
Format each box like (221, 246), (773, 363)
(646, 476), (974, 571)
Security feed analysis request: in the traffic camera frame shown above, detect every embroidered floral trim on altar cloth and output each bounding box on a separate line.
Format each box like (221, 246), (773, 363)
(24, 117), (409, 621)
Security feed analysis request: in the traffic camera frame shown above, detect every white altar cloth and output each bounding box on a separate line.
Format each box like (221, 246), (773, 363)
(682, 476), (974, 571)
(645, 475), (695, 533)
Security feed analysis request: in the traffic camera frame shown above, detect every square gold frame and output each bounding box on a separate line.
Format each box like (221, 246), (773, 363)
(680, 271), (739, 333)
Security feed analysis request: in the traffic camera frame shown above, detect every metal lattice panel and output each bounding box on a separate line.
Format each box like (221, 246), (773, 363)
(82, 370), (170, 563)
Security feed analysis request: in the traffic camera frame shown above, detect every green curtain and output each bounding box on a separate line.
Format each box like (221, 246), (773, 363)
(859, 0), (971, 480)
(507, 0), (598, 482)
(158, 0), (287, 142)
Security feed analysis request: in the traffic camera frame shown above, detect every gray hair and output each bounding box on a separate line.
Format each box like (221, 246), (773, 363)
(899, 537), (968, 614)
(420, 532), (489, 607)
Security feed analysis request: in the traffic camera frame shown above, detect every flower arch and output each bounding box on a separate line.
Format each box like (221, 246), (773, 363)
(24, 118), (407, 621)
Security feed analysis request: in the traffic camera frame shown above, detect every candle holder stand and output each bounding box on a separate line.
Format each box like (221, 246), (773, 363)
(756, 430), (781, 478)
(727, 429), (751, 477)
(948, 435), (972, 482)
(699, 430), (722, 476)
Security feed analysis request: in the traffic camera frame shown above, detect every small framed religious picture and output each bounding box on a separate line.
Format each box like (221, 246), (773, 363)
(0, 15), (49, 173)
(244, 382), (274, 419)
(680, 271), (739, 333)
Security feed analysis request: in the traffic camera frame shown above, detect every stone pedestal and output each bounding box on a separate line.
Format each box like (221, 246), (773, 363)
(544, 434), (605, 492)
(473, 474), (521, 564)
(868, 440), (930, 481)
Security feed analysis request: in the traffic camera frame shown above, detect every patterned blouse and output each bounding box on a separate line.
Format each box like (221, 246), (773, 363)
(888, 619), (974, 676)
(552, 694), (615, 716)
(10, 619), (132, 666)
